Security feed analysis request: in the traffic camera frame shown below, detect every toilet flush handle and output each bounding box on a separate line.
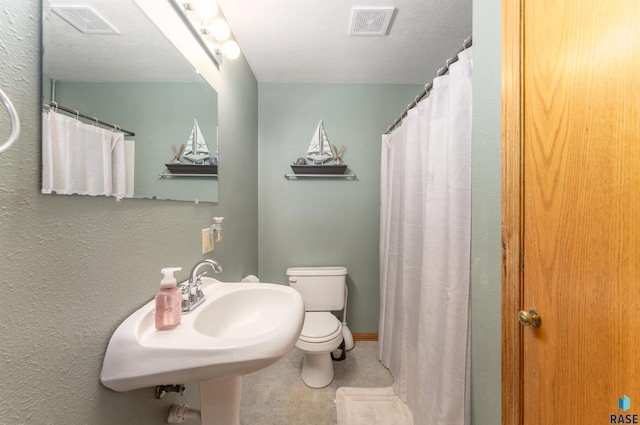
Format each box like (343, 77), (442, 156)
(289, 277), (297, 283)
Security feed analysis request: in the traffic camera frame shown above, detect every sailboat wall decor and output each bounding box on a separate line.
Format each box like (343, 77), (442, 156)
(165, 119), (217, 175)
(306, 120), (333, 163)
(290, 120), (347, 175)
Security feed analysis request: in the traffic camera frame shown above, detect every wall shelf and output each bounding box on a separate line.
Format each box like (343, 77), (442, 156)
(284, 173), (357, 180)
(159, 172), (218, 178)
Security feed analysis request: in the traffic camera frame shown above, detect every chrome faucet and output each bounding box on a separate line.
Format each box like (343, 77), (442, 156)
(190, 259), (223, 281)
(180, 259), (223, 312)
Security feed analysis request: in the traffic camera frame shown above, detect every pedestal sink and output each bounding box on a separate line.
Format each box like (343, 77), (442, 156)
(100, 278), (305, 425)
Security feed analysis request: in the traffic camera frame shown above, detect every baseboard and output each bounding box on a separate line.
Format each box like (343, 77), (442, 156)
(353, 333), (378, 341)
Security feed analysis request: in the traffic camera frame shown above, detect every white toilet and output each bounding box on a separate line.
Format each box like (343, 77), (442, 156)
(286, 266), (347, 388)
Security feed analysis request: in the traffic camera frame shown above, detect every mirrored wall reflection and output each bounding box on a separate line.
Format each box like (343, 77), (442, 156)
(42, 0), (219, 203)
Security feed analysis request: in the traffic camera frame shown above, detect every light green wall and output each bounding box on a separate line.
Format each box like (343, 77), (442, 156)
(50, 81), (219, 202)
(1, 1), (503, 424)
(471, 0), (503, 423)
(257, 83), (421, 333)
(0, 2), (258, 424)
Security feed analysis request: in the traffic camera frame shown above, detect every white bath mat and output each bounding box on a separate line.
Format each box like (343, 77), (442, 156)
(336, 387), (413, 425)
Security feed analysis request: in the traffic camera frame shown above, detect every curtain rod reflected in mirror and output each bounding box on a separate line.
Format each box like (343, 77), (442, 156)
(44, 99), (136, 137)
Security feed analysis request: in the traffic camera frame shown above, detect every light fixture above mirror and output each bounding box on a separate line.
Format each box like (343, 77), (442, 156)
(175, 0), (241, 60)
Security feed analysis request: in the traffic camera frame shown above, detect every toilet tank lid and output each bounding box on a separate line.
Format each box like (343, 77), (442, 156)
(286, 266), (347, 276)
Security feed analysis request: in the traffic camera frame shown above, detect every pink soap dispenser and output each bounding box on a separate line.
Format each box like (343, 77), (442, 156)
(155, 267), (182, 331)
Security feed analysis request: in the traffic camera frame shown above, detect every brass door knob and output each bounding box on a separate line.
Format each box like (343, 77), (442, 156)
(518, 309), (541, 327)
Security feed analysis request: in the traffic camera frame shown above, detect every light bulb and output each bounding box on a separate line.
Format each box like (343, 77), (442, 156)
(221, 40), (240, 59)
(207, 19), (230, 41)
(188, 0), (217, 23)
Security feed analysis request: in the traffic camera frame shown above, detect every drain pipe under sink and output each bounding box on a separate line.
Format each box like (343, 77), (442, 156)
(168, 404), (201, 424)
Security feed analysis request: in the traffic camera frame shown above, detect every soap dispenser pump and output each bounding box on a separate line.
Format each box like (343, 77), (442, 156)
(155, 267), (182, 331)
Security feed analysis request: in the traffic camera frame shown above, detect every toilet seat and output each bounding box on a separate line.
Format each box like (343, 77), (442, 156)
(299, 312), (342, 343)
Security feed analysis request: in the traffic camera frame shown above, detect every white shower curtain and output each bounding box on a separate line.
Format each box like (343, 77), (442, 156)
(42, 110), (134, 199)
(379, 47), (473, 425)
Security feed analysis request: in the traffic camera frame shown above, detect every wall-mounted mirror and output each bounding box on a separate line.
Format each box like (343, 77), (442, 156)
(42, 0), (219, 203)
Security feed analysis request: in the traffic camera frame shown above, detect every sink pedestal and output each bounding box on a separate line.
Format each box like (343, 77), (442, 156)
(200, 376), (243, 425)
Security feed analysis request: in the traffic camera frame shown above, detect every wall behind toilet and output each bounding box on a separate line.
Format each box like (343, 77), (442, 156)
(257, 83), (421, 333)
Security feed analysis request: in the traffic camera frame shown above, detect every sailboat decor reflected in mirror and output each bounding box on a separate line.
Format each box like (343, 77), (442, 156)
(164, 119), (218, 176)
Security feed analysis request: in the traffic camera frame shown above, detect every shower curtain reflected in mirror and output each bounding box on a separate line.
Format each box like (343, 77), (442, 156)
(379, 47), (473, 425)
(42, 110), (134, 199)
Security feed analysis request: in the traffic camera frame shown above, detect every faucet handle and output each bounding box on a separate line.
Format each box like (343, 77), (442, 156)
(195, 271), (208, 283)
(181, 287), (190, 311)
(195, 273), (207, 298)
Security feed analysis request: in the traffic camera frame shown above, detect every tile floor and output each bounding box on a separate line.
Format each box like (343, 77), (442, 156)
(239, 341), (394, 425)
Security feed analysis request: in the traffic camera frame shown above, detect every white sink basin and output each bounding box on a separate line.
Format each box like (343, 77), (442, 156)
(100, 278), (304, 392)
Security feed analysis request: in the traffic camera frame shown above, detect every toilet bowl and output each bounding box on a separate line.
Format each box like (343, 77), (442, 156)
(286, 266), (348, 388)
(295, 311), (344, 388)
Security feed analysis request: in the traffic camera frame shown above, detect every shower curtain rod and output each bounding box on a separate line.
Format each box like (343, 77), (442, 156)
(385, 36), (472, 135)
(43, 102), (136, 137)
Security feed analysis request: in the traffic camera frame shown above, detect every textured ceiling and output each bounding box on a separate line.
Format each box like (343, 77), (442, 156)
(43, 0), (202, 83)
(43, 0), (472, 85)
(216, 0), (472, 84)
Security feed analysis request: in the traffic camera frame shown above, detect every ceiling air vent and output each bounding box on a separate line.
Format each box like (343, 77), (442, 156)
(51, 6), (119, 34)
(349, 7), (395, 36)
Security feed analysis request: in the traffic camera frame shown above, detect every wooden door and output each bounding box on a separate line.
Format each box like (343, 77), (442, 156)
(503, 0), (640, 424)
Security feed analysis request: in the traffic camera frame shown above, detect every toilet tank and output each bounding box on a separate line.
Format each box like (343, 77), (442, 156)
(286, 266), (347, 311)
